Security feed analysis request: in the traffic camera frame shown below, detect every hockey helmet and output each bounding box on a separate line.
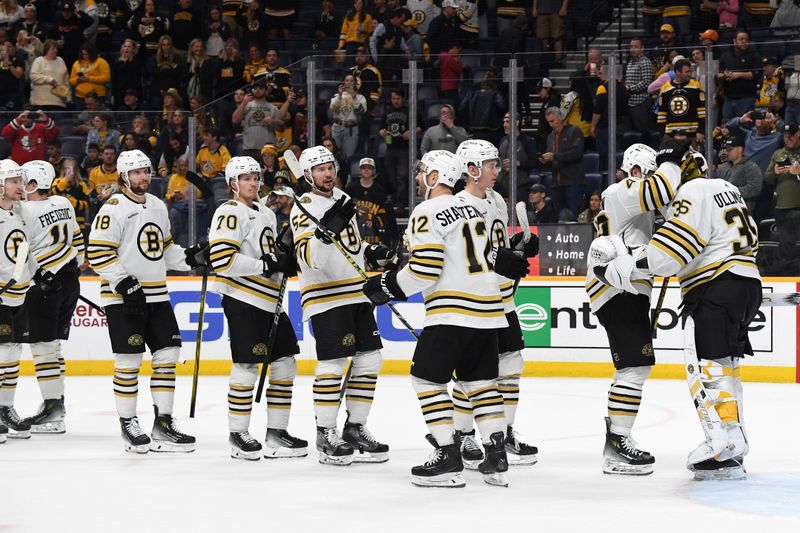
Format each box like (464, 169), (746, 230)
(456, 139), (500, 180)
(415, 150), (463, 198)
(0, 159), (23, 187)
(620, 143), (657, 178)
(22, 160), (56, 190)
(117, 149), (152, 180)
(298, 146), (339, 186)
(680, 150), (708, 184)
(225, 156), (261, 187)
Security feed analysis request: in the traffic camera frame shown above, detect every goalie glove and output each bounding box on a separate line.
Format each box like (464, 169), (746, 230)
(593, 246), (650, 294)
(362, 270), (408, 305)
(364, 244), (399, 270)
(588, 235), (630, 267)
(493, 247), (530, 279)
(509, 231), (540, 258)
(315, 197), (356, 244)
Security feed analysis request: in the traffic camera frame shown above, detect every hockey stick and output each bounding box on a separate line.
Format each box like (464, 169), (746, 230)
(651, 277), (669, 337)
(189, 267), (209, 418)
(512, 201), (532, 293)
(760, 292), (800, 307)
(0, 241), (29, 300)
(284, 151), (419, 340)
(79, 294), (105, 315)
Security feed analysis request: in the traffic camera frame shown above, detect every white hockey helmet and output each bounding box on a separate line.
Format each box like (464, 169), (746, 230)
(680, 149), (708, 184)
(225, 156), (261, 187)
(117, 149), (152, 181)
(0, 159), (23, 187)
(416, 150), (463, 198)
(456, 139), (500, 180)
(22, 160), (56, 190)
(298, 145), (339, 186)
(620, 143), (657, 178)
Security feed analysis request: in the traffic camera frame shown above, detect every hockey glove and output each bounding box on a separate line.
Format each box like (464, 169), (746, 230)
(655, 139), (690, 167)
(509, 231), (540, 258)
(115, 276), (146, 316)
(184, 240), (210, 268)
(33, 267), (62, 296)
(315, 197), (356, 244)
(261, 251), (296, 277)
(364, 244), (399, 270)
(493, 247), (530, 279)
(362, 270), (408, 305)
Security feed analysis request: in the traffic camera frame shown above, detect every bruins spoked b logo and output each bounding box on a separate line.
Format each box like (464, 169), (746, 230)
(669, 94), (689, 116)
(137, 223), (164, 261)
(259, 227), (276, 255)
(4, 230), (25, 263)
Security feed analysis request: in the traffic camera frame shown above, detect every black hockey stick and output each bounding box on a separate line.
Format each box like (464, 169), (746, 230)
(255, 271), (290, 404)
(79, 294), (105, 315)
(651, 277), (669, 336)
(189, 267), (209, 418)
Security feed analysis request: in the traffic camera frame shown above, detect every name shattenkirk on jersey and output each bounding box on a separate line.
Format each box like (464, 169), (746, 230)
(435, 204), (484, 227)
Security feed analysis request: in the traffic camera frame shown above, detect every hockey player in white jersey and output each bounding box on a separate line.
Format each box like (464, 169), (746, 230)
(208, 156), (307, 460)
(362, 150), (530, 488)
(18, 160), (85, 434)
(452, 139), (540, 468)
(0, 160), (32, 441)
(585, 141), (683, 475)
(87, 149), (199, 454)
(289, 146), (396, 466)
(592, 148), (761, 481)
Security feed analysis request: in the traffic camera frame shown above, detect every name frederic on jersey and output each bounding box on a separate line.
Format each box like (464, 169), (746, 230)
(435, 204), (483, 227)
(38, 207), (72, 228)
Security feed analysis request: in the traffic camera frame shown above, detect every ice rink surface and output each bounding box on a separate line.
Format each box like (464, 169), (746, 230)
(2, 375), (800, 532)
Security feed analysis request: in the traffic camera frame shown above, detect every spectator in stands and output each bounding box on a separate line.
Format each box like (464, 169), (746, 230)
(541, 106), (585, 221)
(626, 37), (655, 134)
(351, 45), (382, 114)
(726, 110), (785, 172)
(718, 30), (760, 120)
(221, 0), (241, 37)
(190, 95), (218, 139)
(438, 41), (462, 105)
(116, 89), (143, 117)
(77, 0), (98, 42)
(185, 38), (213, 103)
(15, 29), (42, 74)
(128, 114), (157, 157)
(263, 0), (296, 39)
(533, 79), (561, 153)
(55, 2), (92, 67)
(650, 24), (678, 69)
(763, 123), (800, 264)
(262, 49), (292, 106)
(13, 4), (44, 43)
(642, 0), (665, 37)
(566, 48), (602, 148)
(426, 0), (457, 57)
(111, 40), (143, 110)
(196, 128), (231, 179)
(238, 0), (268, 51)
(167, 156), (208, 247)
(526, 183), (559, 224)
(69, 42), (111, 108)
(401, 18), (424, 60)
(649, 52), (682, 97)
(85, 113), (120, 153)
(747, 0), (777, 31)
(88, 145), (119, 206)
(330, 74), (367, 159)
(337, 0), (373, 56)
(321, 136), (349, 184)
(716, 134), (763, 212)
(657, 58), (706, 141)
(495, 13), (527, 67)
(52, 157), (90, 231)
(232, 75), (283, 161)
(260, 143), (279, 187)
(81, 142), (100, 175)
(2, 108), (59, 164)
(243, 44), (267, 84)
(406, 0), (439, 38)
(380, 88), (418, 212)
(129, 0), (170, 57)
(72, 91), (105, 134)
(494, 0), (526, 35)
(170, 0), (201, 53)
(690, 48), (710, 91)
(717, 0), (739, 28)
(533, 0), (568, 64)
(755, 56), (784, 111)
(498, 112), (537, 197)
(696, 2), (718, 34)
(461, 71), (506, 146)
(30, 39), (71, 111)
(345, 157), (398, 246)
(420, 103), (468, 153)
(47, 139), (65, 177)
(577, 191), (601, 223)
(783, 63), (800, 125)
(593, 65), (629, 171)
(145, 35), (184, 110)
(369, 8), (407, 62)
(698, 29), (721, 60)
(0, 39), (25, 112)
(203, 5), (231, 58)
(661, 1), (691, 37)
(313, 0), (339, 40)
(215, 38), (245, 137)
(157, 108), (189, 155)
(268, 185), (294, 229)
(376, 29), (406, 85)
(157, 134), (189, 177)
(454, 0), (478, 46)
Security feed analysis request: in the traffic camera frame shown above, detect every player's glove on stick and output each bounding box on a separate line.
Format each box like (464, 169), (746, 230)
(364, 244), (399, 270)
(363, 270), (408, 305)
(184, 240), (210, 268)
(34, 267), (62, 296)
(316, 197), (356, 244)
(509, 232), (540, 258)
(116, 276), (146, 316)
(494, 247), (530, 279)
(262, 251), (296, 277)
(655, 139), (690, 166)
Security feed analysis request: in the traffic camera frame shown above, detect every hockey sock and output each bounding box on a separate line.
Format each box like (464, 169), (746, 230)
(607, 366), (651, 436)
(461, 379), (506, 443)
(57, 340), (66, 377)
(344, 351), (381, 425)
(0, 343), (22, 407)
(32, 342), (63, 400)
(266, 357), (296, 430)
(228, 363), (258, 432)
(498, 351), (524, 425)
(313, 358), (347, 428)
(150, 347), (179, 416)
(113, 353), (143, 418)
(412, 376), (454, 446)
(451, 381), (473, 432)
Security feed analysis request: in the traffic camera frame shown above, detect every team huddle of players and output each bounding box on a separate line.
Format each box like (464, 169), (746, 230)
(0, 134), (759, 486)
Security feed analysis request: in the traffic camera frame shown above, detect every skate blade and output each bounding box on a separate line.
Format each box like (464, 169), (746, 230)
(231, 447), (261, 461)
(351, 450), (389, 464)
(31, 421), (66, 434)
(482, 472), (509, 487)
(318, 452), (353, 466)
(412, 472), (466, 488)
(603, 459), (654, 476)
(6, 429), (31, 439)
(263, 446), (308, 459)
(124, 443), (150, 454)
(149, 440), (196, 453)
(508, 452), (538, 466)
(693, 466), (746, 481)
(463, 459), (481, 471)
(0, 434), (7, 444)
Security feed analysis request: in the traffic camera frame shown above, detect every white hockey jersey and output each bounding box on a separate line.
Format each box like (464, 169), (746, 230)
(406, 0), (440, 36)
(0, 205), (31, 307)
(396, 193), (507, 330)
(456, 188), (516, 313)
(22, 195), (85, 274)
(209, 199), (283, 312)
(646, 178), (761, 293)
(290, 188), (368, 321)
(585, 162), (681, 312)
(87, 193), (190, 305)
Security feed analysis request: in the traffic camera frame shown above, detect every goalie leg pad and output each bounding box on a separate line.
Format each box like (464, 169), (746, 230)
(700, 357), (748, 461)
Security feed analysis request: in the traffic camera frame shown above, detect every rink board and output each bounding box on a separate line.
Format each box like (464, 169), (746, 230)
(19, 276), (800, 382)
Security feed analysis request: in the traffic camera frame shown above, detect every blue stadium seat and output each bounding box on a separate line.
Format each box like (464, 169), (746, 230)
(209, 177), (229, 209)
(585, 173), (603, 195)
(583, 152), (599, 172)
(61, 136), (86, 159)
(621, 131), (642, 150)
(149, 176), (164, 199)
(758, 218), (778, 242)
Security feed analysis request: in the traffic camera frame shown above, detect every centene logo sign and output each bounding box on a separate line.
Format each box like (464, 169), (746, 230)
(516, 303), (548, 332)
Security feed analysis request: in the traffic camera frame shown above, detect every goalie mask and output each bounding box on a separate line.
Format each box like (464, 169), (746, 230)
(680, 150), (708, 184)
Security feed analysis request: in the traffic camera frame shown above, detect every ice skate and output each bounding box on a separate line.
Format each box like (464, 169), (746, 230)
(316, 426), (354, 466)
(479, 431), (509, 487)
(229, 431), (262, 461)
(0, 422), (7, 444)
(506, 425), (538, 466)
(150, 407), (196, 453)
(691, 457), (747, 481)
(454, 429), (483, 470)
(120, 417), (150, 454)
(0, 406), (31, 439)
(342, 420), (389, 463)
(264, 428), (308, 459)
(25, 398), (66, 434)
(603, 417), (654, 476)
(411, 434), (465, 488)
